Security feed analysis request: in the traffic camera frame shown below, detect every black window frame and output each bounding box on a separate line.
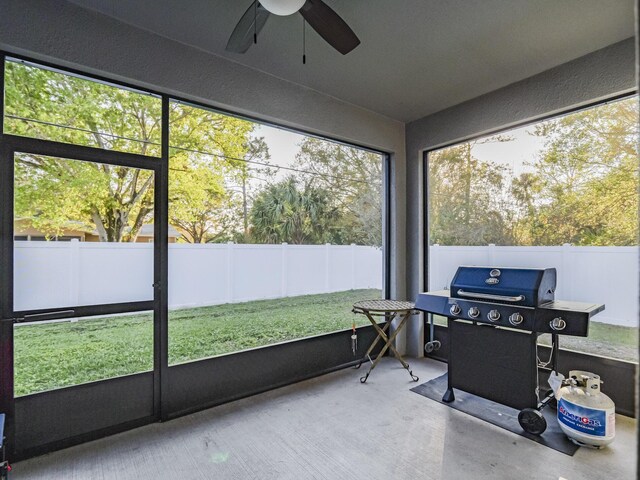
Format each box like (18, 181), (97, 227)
(421, 92), (639, 417)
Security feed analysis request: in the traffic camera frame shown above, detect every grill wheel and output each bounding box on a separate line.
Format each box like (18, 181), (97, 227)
(518, 408), (547, 435)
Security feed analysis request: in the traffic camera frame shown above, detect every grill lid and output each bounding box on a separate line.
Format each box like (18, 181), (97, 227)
(450, 266), (556, 307)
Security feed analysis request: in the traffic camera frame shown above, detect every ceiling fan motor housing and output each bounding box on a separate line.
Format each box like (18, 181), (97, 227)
(260, 0), (306, 16)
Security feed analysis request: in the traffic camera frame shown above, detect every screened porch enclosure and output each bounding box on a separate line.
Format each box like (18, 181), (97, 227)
(0, 0), (636, 473)
(1, 54), (389, 458)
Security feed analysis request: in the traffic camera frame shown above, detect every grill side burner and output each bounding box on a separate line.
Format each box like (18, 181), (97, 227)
(415, 265), (605, 435)
(536, 300), (604, 337)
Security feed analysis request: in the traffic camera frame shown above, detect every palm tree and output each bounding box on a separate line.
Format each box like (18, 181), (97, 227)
(249, 176), (339, 244)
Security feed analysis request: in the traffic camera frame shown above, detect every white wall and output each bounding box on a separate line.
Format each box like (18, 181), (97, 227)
(14, 242), (382, 312)
(429, 245), (638, 328)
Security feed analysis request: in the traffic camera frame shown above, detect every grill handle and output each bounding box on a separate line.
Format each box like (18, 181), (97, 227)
(457, 290), (525, 303)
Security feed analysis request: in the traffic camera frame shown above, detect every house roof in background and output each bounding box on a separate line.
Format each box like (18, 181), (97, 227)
(15, 218), (180, 238)
(66, 0), (634, 122)
(138, 224), (180, 238)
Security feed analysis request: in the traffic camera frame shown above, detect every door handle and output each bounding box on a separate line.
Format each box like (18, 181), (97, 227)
(18, 310), (76, 322)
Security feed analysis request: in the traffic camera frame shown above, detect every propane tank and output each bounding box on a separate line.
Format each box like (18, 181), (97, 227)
(557, 370), (615, 448)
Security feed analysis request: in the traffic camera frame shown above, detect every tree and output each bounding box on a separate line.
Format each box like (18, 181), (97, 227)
(428, 138), (515, 246)
(6, 61), (259, 242)
(294, 137), (383, 246)
(167, 152), (228, 243)
(166, 101), (254, 244)
(250, 177), (339, 244)
(168, 131), (273, 244)
(509, 172), (542, 245)
(6, 62), (161, 241)
(15, 154), (154, 242)
(513, 98), (638, 246)
(429, 98), (638, 247)
(226, 137), (272, 241)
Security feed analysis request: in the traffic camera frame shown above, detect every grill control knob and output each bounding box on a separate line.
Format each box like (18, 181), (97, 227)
(509, 313), (524, 326)
(449, 304), (461, 316)
(550, 317), (566, 331)
(468, 307), (480, 318)
(487, 309), (500, 322)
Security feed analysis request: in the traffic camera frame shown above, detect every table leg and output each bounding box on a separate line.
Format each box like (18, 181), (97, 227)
(380, 312), (418, 381)
(360, 312), (418, 383)
(383, 312), (419, 381)
(355, 312), (391, 369)
(359, 317), (394, 382)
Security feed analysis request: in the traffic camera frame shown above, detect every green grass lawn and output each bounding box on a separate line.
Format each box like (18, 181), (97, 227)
(14, 289), (381, 397)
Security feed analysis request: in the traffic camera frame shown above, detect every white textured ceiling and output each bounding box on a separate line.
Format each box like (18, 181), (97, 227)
(67, 0), (635, 122)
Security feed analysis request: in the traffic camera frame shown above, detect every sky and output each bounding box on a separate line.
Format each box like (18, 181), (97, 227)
(256, 120), (548, 182)
(471, 126), (546, 176)
(253, 123), (307, 180)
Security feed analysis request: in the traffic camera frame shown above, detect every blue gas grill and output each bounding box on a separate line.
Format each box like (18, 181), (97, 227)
(415, 266), (605, 435)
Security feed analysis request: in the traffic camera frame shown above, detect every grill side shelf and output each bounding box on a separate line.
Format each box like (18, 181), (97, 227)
(534, 301), (604, 337)
(414, 291), (449, 315)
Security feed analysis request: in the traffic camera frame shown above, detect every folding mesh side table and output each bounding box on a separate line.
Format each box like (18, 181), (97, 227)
(352, 299), (419, 383)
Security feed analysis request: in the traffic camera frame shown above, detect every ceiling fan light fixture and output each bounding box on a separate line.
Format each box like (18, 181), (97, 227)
(259, 0), (305, 16)
(226, 0), (360, 55)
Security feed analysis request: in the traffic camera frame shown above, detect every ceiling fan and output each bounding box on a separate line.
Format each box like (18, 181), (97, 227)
(226, 0), (360, 56)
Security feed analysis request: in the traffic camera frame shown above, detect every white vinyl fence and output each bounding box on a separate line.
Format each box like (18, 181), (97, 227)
(429, 244), (638, 328)
(13, 241), (383, 312)
(14, 241), (637, 327)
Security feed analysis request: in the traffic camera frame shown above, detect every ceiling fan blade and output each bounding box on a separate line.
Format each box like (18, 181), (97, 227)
(299, 0), (360, 55)
(226, 1), (271, 53)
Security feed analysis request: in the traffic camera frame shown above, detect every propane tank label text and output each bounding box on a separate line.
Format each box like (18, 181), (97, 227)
(558, 398), (606, 436)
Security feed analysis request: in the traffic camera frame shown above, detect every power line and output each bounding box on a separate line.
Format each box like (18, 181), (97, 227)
(7, 114), (381, 185)
(170, 145), (373, 185)
(5, 114), (161, 147)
